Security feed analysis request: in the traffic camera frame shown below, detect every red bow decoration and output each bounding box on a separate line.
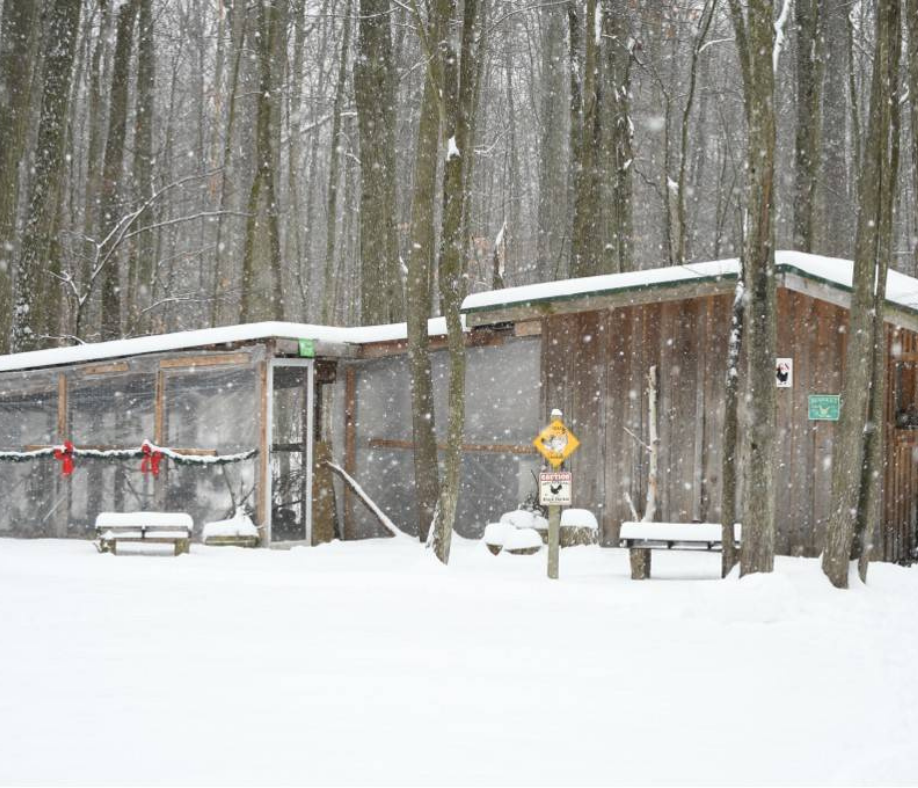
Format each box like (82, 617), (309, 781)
(140, 441), (163, 477)
(54, 440), (75, 476)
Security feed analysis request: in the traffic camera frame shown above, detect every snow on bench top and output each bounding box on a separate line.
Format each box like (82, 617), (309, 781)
(95, 512), (193, 529)
(619, 522), (742, 543)
(0, 317), (456, 374)
(461, 250), (918, 315)
(202, 512), (259, 539)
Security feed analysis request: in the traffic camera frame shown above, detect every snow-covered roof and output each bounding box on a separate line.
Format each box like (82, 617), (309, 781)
(0, 318), (451, 374)
(461, 251), (918, 319)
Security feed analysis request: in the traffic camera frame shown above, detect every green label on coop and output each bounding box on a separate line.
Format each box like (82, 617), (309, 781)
(298, 338), (315, 358)
(808, 394), (840, 421)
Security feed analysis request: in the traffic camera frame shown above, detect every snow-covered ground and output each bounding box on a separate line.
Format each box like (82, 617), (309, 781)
(0, 537), (915, 786)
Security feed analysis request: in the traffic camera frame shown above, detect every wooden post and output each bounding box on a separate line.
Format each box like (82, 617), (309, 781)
(56, 374), (68, 439)
(547, 503), (561, 579)
(153, 369), (166, 510)
(256, 357), (271, 543)
(630, 548), (652, 579)
(343, 366), (357, 540)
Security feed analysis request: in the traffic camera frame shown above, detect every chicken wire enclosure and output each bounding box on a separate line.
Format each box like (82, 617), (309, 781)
(0, 348), (266, 541)
(345, 337), (542, 538)
(161, 362), (261, 533)
(0, 371), (62, 537)
(67, 372), (157, 534)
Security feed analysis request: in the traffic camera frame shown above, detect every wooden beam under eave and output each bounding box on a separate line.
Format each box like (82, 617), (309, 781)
(57, 374), (67, 440)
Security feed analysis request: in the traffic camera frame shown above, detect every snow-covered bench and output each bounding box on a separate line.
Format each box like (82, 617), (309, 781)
(95, 512), (194, 556)
(619, 522), (742, 579)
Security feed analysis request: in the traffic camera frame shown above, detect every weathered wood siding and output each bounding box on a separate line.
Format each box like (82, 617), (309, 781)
(542, 289), (918, 561)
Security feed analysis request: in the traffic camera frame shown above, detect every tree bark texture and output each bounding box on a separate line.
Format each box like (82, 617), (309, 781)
(729, 0), (777, 577)
(99, 0), (140, 341)
(406, 37), (444, 543)
(11, 0), (82, 351)
(356, 0), (403, 325)
(239, 0), (286, 323)
(823, 0), (901, 588)
(0, 0), (40, 352)
(792, 0), (822, 253)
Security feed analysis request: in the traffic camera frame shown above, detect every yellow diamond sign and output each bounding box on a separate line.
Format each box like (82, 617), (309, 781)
(533, 419), (580, 469)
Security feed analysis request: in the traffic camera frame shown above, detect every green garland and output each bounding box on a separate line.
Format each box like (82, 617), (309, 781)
(0, 442), (257, 466)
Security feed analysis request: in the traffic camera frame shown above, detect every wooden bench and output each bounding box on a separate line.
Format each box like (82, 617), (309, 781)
(619, 522), (742, 579)
(95, 512), (194, 556)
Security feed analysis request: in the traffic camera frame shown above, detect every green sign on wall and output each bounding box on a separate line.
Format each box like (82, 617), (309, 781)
(808, 394), (840, 421)
(298, 338), (315, 358)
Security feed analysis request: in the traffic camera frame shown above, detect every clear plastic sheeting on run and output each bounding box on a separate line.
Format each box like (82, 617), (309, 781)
(0, 350), (262, 539)
(0, 370), (61, 536)
(163, 364), (260, 535)
(347, 337), (541, 539)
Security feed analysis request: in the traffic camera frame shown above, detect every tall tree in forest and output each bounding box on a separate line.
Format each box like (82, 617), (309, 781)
(428, 0), (483, 564)
(11, 0), (81, 352)
(355, 0), (403, 325)
(536, 4), (569, 281)
(321, 0), (352, 325)
(99, 0), (139, 341)
(128, 0), (156, 330)
(0, 0), (41, 352)
(674, 0), (717, 266)
(599, 0), (633, 273)
(404, 3), (446, 543)
(569, 0), (601, 278)
(727, 0), (777, 576)
(823, 0), (901, 588)
(239, 0), (286, 323)
(792, 0), (822, 252)
(820, 0), (849, 256)
(907, 0), (918, 269)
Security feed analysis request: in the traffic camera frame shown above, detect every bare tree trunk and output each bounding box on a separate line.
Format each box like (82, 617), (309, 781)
(536, 3), (568, 281)
(429, 0), (483, 564)
(239, 0), (286, 322)
(820, 0), (850, 257)
(792, 0), (822, 252)
(0, 0), (41, 352)
(99, 0), (140, 341)
(570, 0), (600, 278)
(720, 269), (744, 576)
(210, 0), (247, 325)
(405, 14), (444, 542)
(11, 0), (82, 351)
(355, 0), (403, 324)
(676, 0), (717, 265)
(321, 0), (352, 325)
(128, 0), (155, 331)
(823, 0), (901, 588)
(728, 0), (777, 577)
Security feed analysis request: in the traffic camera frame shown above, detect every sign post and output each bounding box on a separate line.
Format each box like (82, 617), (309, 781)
(533, 409), (580, 580)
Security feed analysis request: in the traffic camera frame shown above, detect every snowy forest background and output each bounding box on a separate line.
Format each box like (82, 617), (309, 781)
(0, 0), (906, 351)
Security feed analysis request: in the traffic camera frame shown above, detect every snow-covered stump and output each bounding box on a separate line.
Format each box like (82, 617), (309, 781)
(503, 528), (543, 556)
(483, 522), (514, 555)
(560, 508), (599, 548)
(630, 548), (652, 579)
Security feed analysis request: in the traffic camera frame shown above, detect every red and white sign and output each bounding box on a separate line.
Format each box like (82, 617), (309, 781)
(539, 471), (572, 506)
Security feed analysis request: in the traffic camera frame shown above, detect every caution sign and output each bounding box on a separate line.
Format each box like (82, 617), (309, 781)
(533, 418), (580, 469)
(539, 471), (572, 506)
